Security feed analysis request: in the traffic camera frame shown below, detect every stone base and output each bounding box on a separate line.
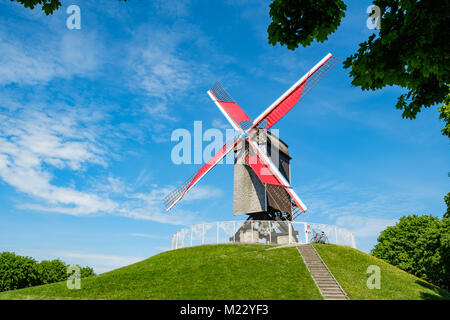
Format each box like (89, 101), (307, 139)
(276, 235), (290, 244)
(239, 230), (259, 243)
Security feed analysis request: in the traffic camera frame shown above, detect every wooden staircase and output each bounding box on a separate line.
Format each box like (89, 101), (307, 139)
(297, 244), (349, 300)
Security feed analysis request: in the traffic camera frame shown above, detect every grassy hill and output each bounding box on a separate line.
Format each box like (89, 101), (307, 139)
(0, 244), (448, 300)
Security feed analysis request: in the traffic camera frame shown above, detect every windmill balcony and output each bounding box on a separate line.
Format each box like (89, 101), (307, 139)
(171, 221), (356, 250)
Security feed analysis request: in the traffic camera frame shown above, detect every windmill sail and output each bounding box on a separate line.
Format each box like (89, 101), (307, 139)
(208, 82), (253, 132)
(163, 136), (241, 211)
(250, 53), (339, 130)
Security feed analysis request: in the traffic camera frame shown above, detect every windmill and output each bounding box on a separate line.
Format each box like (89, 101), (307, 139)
(163, 53), (338, 241)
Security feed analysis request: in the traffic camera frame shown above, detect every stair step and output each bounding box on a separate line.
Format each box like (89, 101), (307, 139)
(308, 265), (326, 268)
(297, 244), (349, 300)
(322, 289), (344, 292)
(323, 296), (348, 300)
(315, 279), (336, 282)
(323, 292), (346, 295)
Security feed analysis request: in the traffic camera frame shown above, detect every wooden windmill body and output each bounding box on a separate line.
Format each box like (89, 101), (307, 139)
(233, 130), (294, 221)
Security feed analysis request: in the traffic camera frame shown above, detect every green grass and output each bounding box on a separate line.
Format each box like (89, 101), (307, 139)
(313, 244), (450, 300)
(0, 244), (448, 300)
(0, 244), (322, 300)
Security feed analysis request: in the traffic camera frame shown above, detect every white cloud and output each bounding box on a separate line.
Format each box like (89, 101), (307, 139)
(14, 248), (144, 274)
(297, 179), (425, 240)
(59, 32), (103, 77)
(152, 0), (191, 18)
(58, 251), (143, 270)
(335, 215), (397, 238)
(0, 12), (232, 226)
(125, 23), (222, 104)
(0, 28), (102, 86)
(0, 106), (115, 215)
(129, 233), (169, 240)
(183, 185), (223, 201)
(118, 185), (220, 226)
(135, 168), (151, 188)
(145, 103), (177, 122)
(91, 176), (131, 196)
(212, 119), (230, 130)
(0, 99), (220, 225)
(128, 31), (195, 99)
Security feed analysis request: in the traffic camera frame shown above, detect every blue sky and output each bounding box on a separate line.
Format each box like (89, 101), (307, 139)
(0, 0), (448, 273)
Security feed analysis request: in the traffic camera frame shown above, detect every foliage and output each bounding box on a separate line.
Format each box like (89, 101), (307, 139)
(268, 0), (450, 136)
(10, 0), (128, 15)
(37, 259), (68, 284)
(268, 0), (346, 50)
(371, 215), (450, 290)
(0, 252), (40, 292)
(445, 193), (450, 219)
(0, 252), (96, 292)
(344, 1), (449, 122)
(438, 91), (450, 139)
(10, 0), (61, 15)
(80, 266), (95, 278)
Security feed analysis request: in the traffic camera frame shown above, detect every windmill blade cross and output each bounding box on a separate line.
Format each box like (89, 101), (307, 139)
(164, 53), (338, 213)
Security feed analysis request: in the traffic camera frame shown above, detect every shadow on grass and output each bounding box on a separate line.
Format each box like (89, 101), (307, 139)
(415, 280), (450, 300)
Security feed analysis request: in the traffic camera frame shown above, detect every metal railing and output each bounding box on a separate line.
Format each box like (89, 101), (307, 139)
(171, 220), (356, 250)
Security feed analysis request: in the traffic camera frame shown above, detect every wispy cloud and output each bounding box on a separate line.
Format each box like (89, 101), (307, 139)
(135, 168), (151, 189)
(152, 0), (192, 19)
(127, 26), (199, 100)
(298, 179), (421, 239)
(335, 215), (397, 238)
(212, 118), (231, 130)
(145, 103), (178, 122)
(14, 248), (144, 274)
(129, 233), (170, 240)
(0, 28), (102, 86)
(0, 105), (115, 215)
(183, 185), (223, 201)
(0, 94), (223, 225)
(120, 185), (222, 225)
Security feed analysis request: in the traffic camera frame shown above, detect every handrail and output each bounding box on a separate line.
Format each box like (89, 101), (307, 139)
(171, 220), (356, 250)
